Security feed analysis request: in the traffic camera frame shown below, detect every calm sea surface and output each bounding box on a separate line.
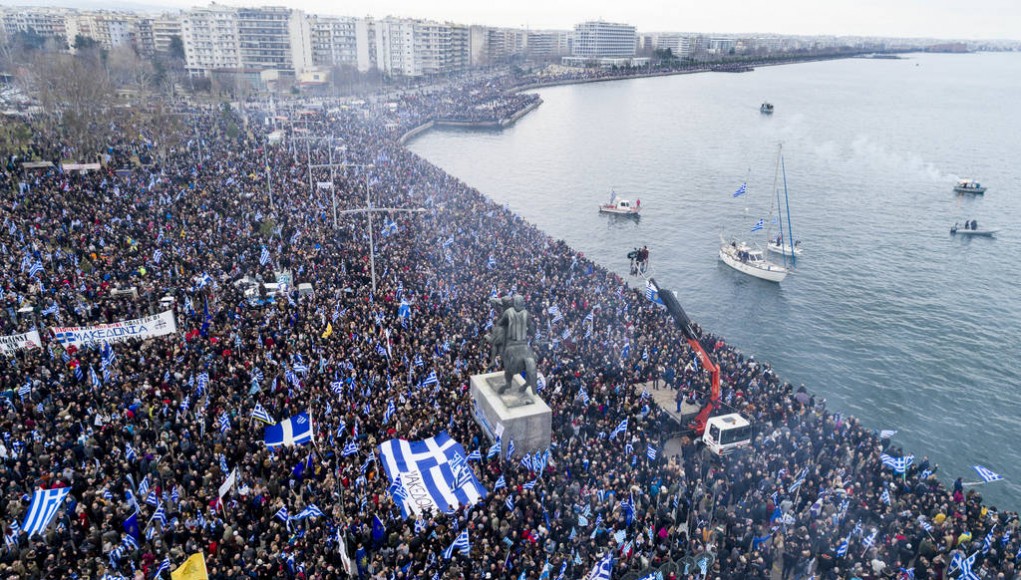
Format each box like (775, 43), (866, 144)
(409, 53), (1021, 505)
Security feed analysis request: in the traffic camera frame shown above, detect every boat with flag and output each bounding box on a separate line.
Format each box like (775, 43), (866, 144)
(719, 144), (791, 283)
(598, 190), (641, 216)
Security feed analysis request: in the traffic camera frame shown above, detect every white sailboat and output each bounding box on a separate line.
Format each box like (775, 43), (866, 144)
(766, 153), (800, 259)
(719, 145), (790, 283)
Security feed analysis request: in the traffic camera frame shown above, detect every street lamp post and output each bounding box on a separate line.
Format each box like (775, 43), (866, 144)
(333, 164), (427, 293)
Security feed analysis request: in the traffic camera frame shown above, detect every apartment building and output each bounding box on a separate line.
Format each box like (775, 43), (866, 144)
(308, 15), (359, 69)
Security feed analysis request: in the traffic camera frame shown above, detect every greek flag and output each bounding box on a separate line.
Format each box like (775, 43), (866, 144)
(263, 412), (314, 448)
(101, 342), (117, 369)
(751, 218), (765, 232)
(505, 495), (515, 511)
(443, 528), (471, 559)
(40, 302), (58, 317)
(644, 280), (664, 306)
(646, 444), (657, 461)
(880, 453), (914, 474)
(733, 182), (747, 197)
(28, 260), (43, 278)
(290, 230), (302, 245)
(620, 342), (630, 359)
(151, 503), (167, 526)
(836, 535), (850, 557)
(378, 431), (488, 519)
(260, 246), (270, 266)
(487, 440), (501, 459)
(507, 439), (515, 460)
(154, 556), (171, 578)
(152, 249), (162, 264)
(342, 441), (359, 456)
(125, 443), (138, 462)
(493, 475), (506, 490)
(548, 305), (563, 323)
(973, 465), (1004, 483)
(89, 365), (101, 388)
(21, 488), (70, 536)
(862, 529), (878, 549)
(610, 418), (628, 440)
(383, 400), (396, 424)
(586, 553), (614, 580)
(218, 413), (230, 433)
(880, 488), (891, 505)
(251, 402), (276, 425)
(397, 299), (411, 319)
(274, 506), (289, 522)
(291, 504), (326, 521)
(487, 255), (496, 269)
(421, 370), (438, 387)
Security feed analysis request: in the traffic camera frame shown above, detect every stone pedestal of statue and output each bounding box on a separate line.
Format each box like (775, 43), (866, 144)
(470, 371), (551, 459)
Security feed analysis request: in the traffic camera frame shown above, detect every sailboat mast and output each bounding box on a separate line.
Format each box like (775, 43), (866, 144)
(775, 174), (788, 269)
(765, 143), (783, 244)
(781, 154), (796, 267)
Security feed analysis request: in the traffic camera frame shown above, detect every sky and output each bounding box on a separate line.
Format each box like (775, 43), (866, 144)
(7, 0), (1019, 40)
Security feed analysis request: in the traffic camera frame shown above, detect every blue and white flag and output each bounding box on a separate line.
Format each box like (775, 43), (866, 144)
(880, 453), (914, 474)
(586, 553), (614, 580)
(251, 403), (276, 425)
(274, 506), (289, 523)
(21, 488), (70, 537)
(263, 412), (314, 448)
(383, 400), (396, 424)
(733, 182), (747, 198)
(507, 439), (515, 460)
(646, 444), (657, 461)
(342, 441), (359, 456)
(290, 504), (326, 521)
(154, 555), (171, 578)
(644, 280), (664, 307)
(421, 370), (438, 387)
(751, 218), (765, 232)
(862, 529), (878, 549)
(260, 246), (270, 266)
(378, 431), (488, 519)
(397, 299), (411, 319)
(493, 475), (506, 490)
(610, 418), (628, 440)
(548, 305), (563, 323)
(487, 440), (501, 459)
(620, 342), (630, 360)
(443, 528), (471, 559)
(836, 534), (850, 557)
(973, 465), (1004, 483)
(152, 249), (162, 264)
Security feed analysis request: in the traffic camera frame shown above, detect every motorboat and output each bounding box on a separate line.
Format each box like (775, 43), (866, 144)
(599, 195), (641, 216)
(760, 102), (774, 114)
(953, 179), (986, 194)
(951, 223), (998, 237)
(719, 240), (788, 282)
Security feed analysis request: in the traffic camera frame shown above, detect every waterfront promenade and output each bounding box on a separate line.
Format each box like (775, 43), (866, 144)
(0, 63), (1013, 580)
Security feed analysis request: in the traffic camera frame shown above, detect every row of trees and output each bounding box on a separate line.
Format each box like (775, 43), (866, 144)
(0, 30), (189, 161)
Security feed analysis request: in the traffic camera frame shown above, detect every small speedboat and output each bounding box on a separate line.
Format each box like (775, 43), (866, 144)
(953, 179), (986, 194)
(760, 102), (774, 115)
(951, 224), (998, 237)
(599, 196), (641, 216)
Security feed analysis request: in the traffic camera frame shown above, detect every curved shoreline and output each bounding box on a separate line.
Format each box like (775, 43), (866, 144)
(401, 53), (871, 145)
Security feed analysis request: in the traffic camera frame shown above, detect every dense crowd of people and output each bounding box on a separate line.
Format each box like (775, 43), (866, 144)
(0, 66), (1016, 580)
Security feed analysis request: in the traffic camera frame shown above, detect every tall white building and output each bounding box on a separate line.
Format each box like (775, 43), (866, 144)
(572, 20), (636, 58)
(373, 18), (469, 77)
(308, 15), (359, 69)
(181, 5), (311, 76)
(0, 7), (72, 48)
(182, 4), (241, 75)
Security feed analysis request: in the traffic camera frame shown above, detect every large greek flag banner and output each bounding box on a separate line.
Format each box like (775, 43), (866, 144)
(264, 412), (314, 448)
(22, 487), (71, 536)
(378, 431), (488, 519)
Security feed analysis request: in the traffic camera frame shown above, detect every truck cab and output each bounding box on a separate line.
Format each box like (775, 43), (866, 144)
(702, 413), (752, 456)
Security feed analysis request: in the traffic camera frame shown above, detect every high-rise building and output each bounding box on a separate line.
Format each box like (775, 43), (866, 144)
(0, 7), (72, 48)
(572, 21), (636, 58)
(526, 29), (571, 60)
(373, 18), (469, 77)
(152, 14), (182, 55)
(181, 4), (241, 75)
(181, 5), (311, 76)
(308, 15), (359, 69)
